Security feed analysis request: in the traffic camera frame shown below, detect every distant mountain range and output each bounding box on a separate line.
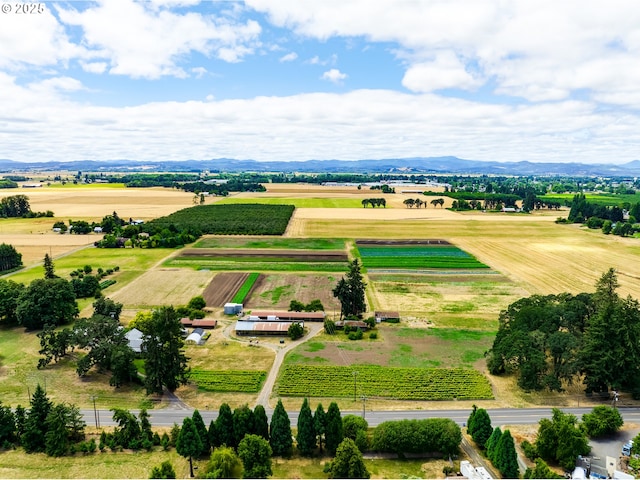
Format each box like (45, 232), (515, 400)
(1, 157), (640, 176)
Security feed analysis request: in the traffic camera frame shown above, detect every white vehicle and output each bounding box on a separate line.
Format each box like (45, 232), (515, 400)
(622, 440), (634, 456)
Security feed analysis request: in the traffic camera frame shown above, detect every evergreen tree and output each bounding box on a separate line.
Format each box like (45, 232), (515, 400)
(233, 405), (255, 449)
(333, 259), (367, 318)
(208, 420), (220, 449)
(0, 401), (16, 445)
(325, 401), (344, 456)
(150, 460), (177, 479)
(142, 306), (189, 394)
(466, 404), (478, 435)
(296, 398), (316, 456)
(216, 403), (234, 448)
(269, 399), (292, 457)
(21, 384), (52, 453)
(314, 403), (327, 453)
(139, 408), (153, 444)
(206, 445), (243, 479)
(485, 427), (502, 463)
(177, 417), (203, 478)
(470, 408), (493, 449)
(192, 409), (210, 456)
(44, 404), (70, 457)
(14, 405), (25, 439)
(111, 408), (142, 449)
(43, 253), (55, 279)
(328, 438), (370, 479)
(238, 434), (272, 479)
(253, 405), (269, 440)
(495, 429), (519, 479)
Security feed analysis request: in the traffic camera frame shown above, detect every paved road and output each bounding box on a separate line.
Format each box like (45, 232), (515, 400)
(81, 406), (640, 429)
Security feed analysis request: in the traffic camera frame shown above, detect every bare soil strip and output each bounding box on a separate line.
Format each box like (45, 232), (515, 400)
(179, 248), (348, 261)
(203, 272), (249, 307)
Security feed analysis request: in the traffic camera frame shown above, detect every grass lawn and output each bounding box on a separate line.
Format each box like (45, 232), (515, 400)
(6, 247), (174, 285)
(0, 326), (149, 409)
(216, 197), (363, 208)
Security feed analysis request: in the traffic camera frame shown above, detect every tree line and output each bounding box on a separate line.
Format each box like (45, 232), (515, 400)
(565, 193), (639, 237)
(0, 195), (53, 218)
(487, 269), (640, 396)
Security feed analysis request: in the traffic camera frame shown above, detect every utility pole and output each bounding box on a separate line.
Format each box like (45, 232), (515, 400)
(361, 395), (367, 419)
(91, 396), (100, 428)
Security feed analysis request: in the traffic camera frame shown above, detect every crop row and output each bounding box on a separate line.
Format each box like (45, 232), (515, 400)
(167, 258), (348, 272)
(231, 273), (260, 304)
(190, 369), (267, 393)
(361, 257), (489, 269)
(276, 365), (493, 400)
(358, 246), (472, 258)
(147, 204), (295, 236)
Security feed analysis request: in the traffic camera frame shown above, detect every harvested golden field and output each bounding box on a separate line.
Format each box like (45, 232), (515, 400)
(0, 186), (195, 220)
(109, 268), (215, 308)
(296, 209), (640, 298)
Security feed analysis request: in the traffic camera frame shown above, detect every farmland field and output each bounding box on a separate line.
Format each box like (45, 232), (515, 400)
(231, 272), (260, 303)
(276, 364), (493, 400)
(244, 273), (342, 311)
(202, 272), (250, 307)
(193, 236), (346, 250)
(109, 268), (215, 309)
(190, 369), (267, 393)
(216, 197), (363, 208)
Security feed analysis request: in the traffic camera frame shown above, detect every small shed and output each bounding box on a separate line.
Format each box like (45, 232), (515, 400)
(375, 311), (400, 323)
(224, 303), (243, 315)
(125, 328), (143, 353)
(93, 226), (103, 233)
(186, 327), (205, 345)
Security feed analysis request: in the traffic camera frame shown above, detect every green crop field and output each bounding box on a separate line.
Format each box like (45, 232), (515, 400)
(540, 192), (640, 206)
(358, 244), (489, 270)
(146, 203), (295, 235)
(190, 369), (267, 393)
(166, 258), (348, 272)
(216, 197), (363, 208)
(231, 272), (260, 303)
(193, 237), (346, 250)
(276, 365), (493, 400)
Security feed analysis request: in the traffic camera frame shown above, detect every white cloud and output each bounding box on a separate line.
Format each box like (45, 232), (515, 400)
(279, 52), (298, 62)
(247, 0), (640, 104)
(402, 51), (482, 92)
(191, 67), (207, 78)
(0, 5), (84, 69)
(81, 62), (108, 74)
(321, 69), (347, 84)
(56, 0), (262, 79)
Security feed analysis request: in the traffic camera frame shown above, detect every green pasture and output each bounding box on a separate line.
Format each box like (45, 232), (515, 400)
(540, 192), (640, 206)
(193, 236), (346, 250)
(231, 272), (260, 303)
(165, 257), (348, 272)
(216, 197), (363, 208)
(6, 247), (173, 285)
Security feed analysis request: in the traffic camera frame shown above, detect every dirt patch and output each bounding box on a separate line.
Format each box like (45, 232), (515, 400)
(244, 273), (342, 311)
(203, 272), (249, 307)
(179, 248), (348, 261)
(356, 239), (451, 245)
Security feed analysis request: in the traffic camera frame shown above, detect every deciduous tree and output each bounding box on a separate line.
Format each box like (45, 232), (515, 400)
(237, 434), (272, 479)
(205, 446), (242, 479)
(328, 438), (370, 479)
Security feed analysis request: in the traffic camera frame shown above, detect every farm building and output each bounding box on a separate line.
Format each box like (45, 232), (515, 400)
(235, 320), (303, 336)
(375, 311), (400, 323)
(125, 328), (143, 353)
(224, 303), (243, 315)
(180, 318), (217, 329)
(249, 310), (325, 322)
(186, 328), (205, 345)
(334, 320), (369, 330)
(193, 319), (217, 328)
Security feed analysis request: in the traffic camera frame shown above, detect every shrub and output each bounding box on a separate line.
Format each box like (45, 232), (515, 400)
(369, 332), (378, 340)
(348, 330), (363, 340)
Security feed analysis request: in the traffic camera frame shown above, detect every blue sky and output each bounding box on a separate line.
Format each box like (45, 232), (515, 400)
(1, 0), (639, 164)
